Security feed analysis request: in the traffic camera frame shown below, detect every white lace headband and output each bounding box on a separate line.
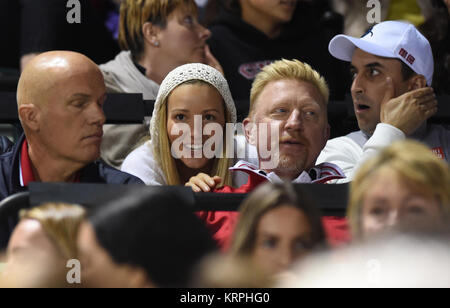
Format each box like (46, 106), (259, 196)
(150, 63), (237, 146)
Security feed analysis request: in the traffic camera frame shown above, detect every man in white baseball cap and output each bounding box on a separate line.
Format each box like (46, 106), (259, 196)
(316, 20), (450, 182)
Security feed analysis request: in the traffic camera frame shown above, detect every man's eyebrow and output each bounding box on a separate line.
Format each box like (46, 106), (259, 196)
(69, 93), (90, 99)
(365, 62), (384, 69)
(350, 62), (384, 71)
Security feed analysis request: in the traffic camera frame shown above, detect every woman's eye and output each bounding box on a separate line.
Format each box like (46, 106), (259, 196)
(261, 238), (277, 249)
(204, 114), (215, 121)
(407, 206), (426, 215)
(293, 240), (311, 252)
(175, 114), (185, 121)
(184, 15), (194, 25)
(370, 206), (386, 216)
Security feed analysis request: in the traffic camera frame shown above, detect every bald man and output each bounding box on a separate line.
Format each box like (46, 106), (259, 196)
(0, 51), (143, 246)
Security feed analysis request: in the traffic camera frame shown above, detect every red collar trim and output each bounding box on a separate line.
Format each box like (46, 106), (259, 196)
(20, 139), (35, 187)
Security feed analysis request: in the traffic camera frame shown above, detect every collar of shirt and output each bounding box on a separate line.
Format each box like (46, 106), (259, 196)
(19, 139), (81, 187)
(19, 139), (35, 187)
(229, 160), (345, 184)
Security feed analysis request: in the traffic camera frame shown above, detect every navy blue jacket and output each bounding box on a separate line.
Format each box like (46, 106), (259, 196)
(0, 135), (144, 200)
(0, 135), (144, 247)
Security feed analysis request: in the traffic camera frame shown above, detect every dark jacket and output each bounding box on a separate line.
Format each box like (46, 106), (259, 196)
(207, 2), (349, 116)
(0, 135), (144, 247)
(0, 135), (144, 201)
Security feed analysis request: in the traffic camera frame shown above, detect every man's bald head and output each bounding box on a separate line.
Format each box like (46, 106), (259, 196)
(16, 50), (107, 168)
(17, 51), (103, 109)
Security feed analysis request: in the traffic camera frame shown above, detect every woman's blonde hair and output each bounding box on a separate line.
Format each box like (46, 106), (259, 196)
(348, 140), (450, 238)
(19, 203), (86, 259)
(230, 182), (325, 257)
(119, 0), (197, 58)
(249, 59), (329, 118)
(156, 80), (233, 186)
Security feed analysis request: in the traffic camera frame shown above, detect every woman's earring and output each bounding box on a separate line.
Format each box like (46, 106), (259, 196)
(154, 41), (160, 47)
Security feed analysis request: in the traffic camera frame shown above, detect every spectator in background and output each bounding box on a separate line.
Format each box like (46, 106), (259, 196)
(77, 188), (217, 288)
(230, 182), (326, 278)
(0, 203), (85, 288)
(204, 0), (347, 117)
(317, 21), (449, 182)
(348, 140), (450, 240)
(121, 63), (236, 187)
(332, 0), (450, 94)
(280, 231), (450, 287)
(0, 51), (143, 247)
(19, 0), (120, 70)
(100, 0), (222, 169)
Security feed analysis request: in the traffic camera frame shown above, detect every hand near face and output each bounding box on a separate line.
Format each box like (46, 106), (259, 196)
(185, 173), (222, 192)
(380, 77), (437, 135)
(204, 45), (224, 75)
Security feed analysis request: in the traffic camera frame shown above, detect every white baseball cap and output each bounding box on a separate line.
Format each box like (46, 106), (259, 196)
(329, 21), (434, 86)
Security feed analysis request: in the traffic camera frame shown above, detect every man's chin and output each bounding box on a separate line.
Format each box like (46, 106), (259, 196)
(276, 155), (307, 174)
(76, 150), (101, 165)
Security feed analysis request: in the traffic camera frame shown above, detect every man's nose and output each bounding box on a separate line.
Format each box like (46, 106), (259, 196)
(285, 109), (303, 131)
(351, 73), (364, 95)
(88, 102), (106, 125)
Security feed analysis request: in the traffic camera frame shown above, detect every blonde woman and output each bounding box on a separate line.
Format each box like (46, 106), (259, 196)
(348, 140), (450, 240)
(1, 203), (85, 287)
(122, 63), (236, 187)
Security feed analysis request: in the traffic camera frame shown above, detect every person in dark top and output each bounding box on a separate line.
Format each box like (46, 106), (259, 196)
(19, 0), (120, 70)
(0, 50), (143, 247)
(206, 0), (348, 118)
(420, 0), (450, 95)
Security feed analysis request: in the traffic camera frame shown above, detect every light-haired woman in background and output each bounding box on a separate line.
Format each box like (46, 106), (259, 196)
(348, 140), (450, 240)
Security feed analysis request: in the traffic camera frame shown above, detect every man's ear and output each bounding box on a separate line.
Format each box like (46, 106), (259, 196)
(18, 104), (40, 131)
(243, 117), (257, 146)
(408, 74), (427, 91)
(142, 22), (161, 47)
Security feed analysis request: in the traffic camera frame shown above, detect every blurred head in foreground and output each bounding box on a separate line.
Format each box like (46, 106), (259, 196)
(279, 230), (450, 288)
(1, 203), (85, 287)
(77, 188), (216, 287)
